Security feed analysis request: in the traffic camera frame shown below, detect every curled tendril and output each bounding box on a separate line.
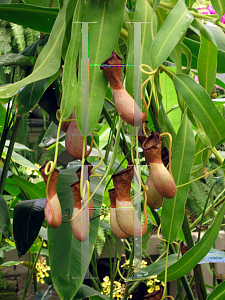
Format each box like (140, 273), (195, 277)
(90, 138), (103, 178)
(140, 64), (158, 112)
(44, 109), (63, 222)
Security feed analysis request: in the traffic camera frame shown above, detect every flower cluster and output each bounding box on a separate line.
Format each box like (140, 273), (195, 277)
(121, 257), (147, 273)
(195, 4), (225, 23)
(101, 276), (132, 300)
(36, 256), (50, 284)
(146, 275), (164, 294)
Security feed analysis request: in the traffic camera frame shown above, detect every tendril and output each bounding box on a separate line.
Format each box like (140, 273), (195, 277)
(44, 109), (63, 224)
(90, 138), (103, 178)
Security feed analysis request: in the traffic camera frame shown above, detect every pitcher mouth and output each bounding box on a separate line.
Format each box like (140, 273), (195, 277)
(111, 162), (134, 180)
(142, 131), (161, 150)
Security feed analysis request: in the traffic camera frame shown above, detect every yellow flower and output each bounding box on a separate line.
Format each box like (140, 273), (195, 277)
(155, 285), (160, 291)
(148, 287), (154, 293)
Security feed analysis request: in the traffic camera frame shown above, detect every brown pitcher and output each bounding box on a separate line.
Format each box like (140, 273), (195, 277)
(39, 162), (62, 229)
(65, 108), (93, 160)
(70, 180), (92, 242)
(100, 51), (147, 126)
(112, 163), (147, 237)
(108, 188), (129, 239)
(142, 131), (177, 199)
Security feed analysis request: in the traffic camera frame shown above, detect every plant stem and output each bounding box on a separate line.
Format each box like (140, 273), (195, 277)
(123, 245), (134, 300)
(0, 116), (21, 194)
(190, 190), (225, 230)
(182, 212), (207, 300)
(105, 234), (113, 299)
(31, 253), (38, 293)
(22, 240), (44, 300)
(88, 270), (101, 293)
(102, 105), (131, 160)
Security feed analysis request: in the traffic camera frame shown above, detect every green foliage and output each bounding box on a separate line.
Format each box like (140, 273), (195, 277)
(0, 0), (225, 299)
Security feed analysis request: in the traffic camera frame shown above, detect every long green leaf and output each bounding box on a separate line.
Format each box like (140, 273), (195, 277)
(0, 194), (12, 238)
(49, 168), (106, 300)
(10, 174), (46, 199)
(158, 201), (225, 281)
(0, 4), (58, 33)
(24, 0), (59, 8)
(173, 74), (225, 147)
(17, 69), (61, 116)
(161, 110), (195, 243)
(2, 147), (38, 170)
(74, 284), (109, 300)
(0, 53), (32, 69)
(207, 281), (225, 300)
(61, 0), (86, 120)
(198, 34), (218, 95)
(76, 0), (126, 136)
(150, 0), (193, 70)
(211, 0), (225, 19)
(0, 1), (67, 101)
(134, 254), (178, 279)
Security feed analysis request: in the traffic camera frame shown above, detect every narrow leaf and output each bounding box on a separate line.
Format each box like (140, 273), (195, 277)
(207, 281), (225, 300)
(0, 4), (58, 33)
(198, 34), (218, 95)
(0, 0), (67, 100)
(134, 254), (178, 279)
(10, 174), (46, 199)
(161, 110), (195, 243)
(158, 201), (225, 281)
(150, 0), (193, 70)
(49, 168), (106, 299)
(17, 69), (61, 116)
(0, 53), (32, 69)
(61, 0), (86, 120)
(74, 284), (110, 300)
(174, 74), (225, 146)
(0, 194), (12, 238)
(76, 0), (126, 136)
(211, 0), (225, 19)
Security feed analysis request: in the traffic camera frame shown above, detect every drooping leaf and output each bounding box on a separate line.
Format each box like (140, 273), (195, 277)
(211, 0), (225, 19)
(35, 285), (53, 300)
(39, 122), (65, 147)
(61, 0), (86, 120)
(174, 74), (225, 147)
(74, 284), (110, 300)
(9, 174), (46, 199)
(17, 68), (61, 116)
(3, 147), (38, 170)
(25, 0), (59, 8)
(150, 0), (193, 70)
(191, 18), (216, 45)
(158, 201), (225, 281)
(0, 53), (32, 70)
(13, 198), (46, 257)
(161, 110), (195, 243)
(134, 254), (178, 279)
(0, 4), (58, 33)
(0, 194), (12, 238)
(0, 0), (67, 101)
(198, 34), (218, 95)
(76, 0), (126, 136)
(49, 167), (106, 300)
(0, 103), (6, 133)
